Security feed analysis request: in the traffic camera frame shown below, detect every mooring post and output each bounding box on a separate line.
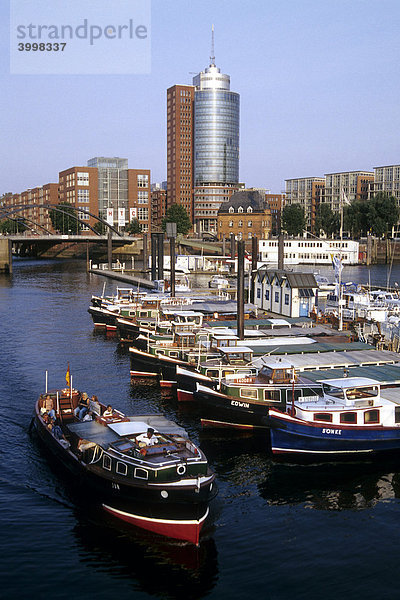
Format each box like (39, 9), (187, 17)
(230, 233), (235, 273)
(278, 233), (284, 271)
(107, 229), (112, 270)
(237, 240), (245, 340)
(151, 233), (157, 280)
(142, 233), (148, 273)
(170, 236), (176, 297)
(157, 232), (164, 281)
(250, 235), (258, 304)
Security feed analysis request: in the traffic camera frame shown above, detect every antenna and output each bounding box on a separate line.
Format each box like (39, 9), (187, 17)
(210, 24), (215, 66)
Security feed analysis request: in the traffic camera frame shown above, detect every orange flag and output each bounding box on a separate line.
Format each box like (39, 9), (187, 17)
(66, 363), (71, 388)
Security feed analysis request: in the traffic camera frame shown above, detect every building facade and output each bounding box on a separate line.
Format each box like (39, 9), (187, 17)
(217, 190), (272, 241)
(254, 268), (317, 318)
(324, 171), (374, 211)
(151, 184), (167, 231)
(167, 34), (240, 233)
(166, 84), (195, 221)
(87, 157), (151, 233)
(285, 177), (325, 232)
(373, 165), (400, 205)
(58, 166), (99, 231)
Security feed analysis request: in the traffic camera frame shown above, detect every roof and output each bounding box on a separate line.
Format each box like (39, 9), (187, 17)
(218, 190), (265, 214)
(219, 346), (253, 354)
(319, 377), (380, 388)
(257, 268), (317, 289)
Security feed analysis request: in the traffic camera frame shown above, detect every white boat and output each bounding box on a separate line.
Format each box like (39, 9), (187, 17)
(208, 275), (230, 289)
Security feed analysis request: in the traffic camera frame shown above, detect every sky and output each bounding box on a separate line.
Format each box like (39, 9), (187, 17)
(1, 0), (400, 196)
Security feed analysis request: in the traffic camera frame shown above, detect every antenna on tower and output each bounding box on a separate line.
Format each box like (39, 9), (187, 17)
(210, 24), (215, 66)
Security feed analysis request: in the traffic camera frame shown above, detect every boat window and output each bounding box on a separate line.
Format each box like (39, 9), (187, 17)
(396, 407), (400, 423)
(264, 390), (281, 402)
(103, 455), (112, 471)
(169, 351), (179, 358)
(116, 462), (128, 476)
(286, 389), (303, 402)
(240, 388), (258, 400)
(364, 410), (379, 424)
(323, 385), (344, 399)
(314, 413), (332, 422)
(134, 468), (149, 480)
(158, 349), (165, 355)
(345, 386), (379, 400)
(206, 370), (219, 378)
(340, 412), (357, 424)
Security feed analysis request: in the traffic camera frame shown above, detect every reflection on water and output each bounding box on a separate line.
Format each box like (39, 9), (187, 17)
(4, 259), (400, 600)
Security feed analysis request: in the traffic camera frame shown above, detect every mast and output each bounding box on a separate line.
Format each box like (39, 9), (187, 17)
(210, 24), (215, 67)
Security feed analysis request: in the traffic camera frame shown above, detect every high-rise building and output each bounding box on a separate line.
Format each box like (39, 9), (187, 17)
(285, 177), (325, 232)
(324, 171), (374, 212)
(166, 84), (195, 220)
(373, 165), (400, 205)
(167, 27), (240, 233)
(86, 157), (151, 232)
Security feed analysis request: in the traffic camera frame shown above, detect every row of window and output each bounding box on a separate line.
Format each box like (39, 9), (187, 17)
(312, 410), (382, 424)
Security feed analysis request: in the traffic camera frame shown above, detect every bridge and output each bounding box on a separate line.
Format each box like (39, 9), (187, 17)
(0, 233), (142, 273)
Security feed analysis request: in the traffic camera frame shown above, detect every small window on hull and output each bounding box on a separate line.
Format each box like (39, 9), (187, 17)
(340, 412), (357, 424)
(314, 413), (332, 422)
(134, 468), (149, 480)
(364, 410), (379, 424)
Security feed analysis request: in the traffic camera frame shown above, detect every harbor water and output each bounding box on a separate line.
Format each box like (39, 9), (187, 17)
(2, 259), (400, 599)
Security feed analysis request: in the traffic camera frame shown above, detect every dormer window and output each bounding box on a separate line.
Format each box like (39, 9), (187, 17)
(238, 206), (244, 213)
(247, 206), (253, 213)
(229, 206), (234, 213)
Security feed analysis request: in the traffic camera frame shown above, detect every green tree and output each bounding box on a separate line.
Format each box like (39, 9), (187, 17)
(125, 218), (142, 234)
(93, 220), (107, 235)
(344, 200), (369, 238)
(49, 202), (81, 234)
(0, 218), (28, 234)
(367, 192), (399, 238)
(162, 204), (192, 235)
(282, 203), (306, 236)
(314, 203), (340, 237)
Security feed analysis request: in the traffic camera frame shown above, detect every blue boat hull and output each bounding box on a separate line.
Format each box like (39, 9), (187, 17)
(270, 417), (400, 456)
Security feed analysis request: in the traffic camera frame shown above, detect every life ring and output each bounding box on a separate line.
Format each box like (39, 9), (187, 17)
(140, 447), (147, 456)
(177, 464), (186, 475)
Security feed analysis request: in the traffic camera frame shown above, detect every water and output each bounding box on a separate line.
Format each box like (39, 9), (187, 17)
(2, 259), (400, 599)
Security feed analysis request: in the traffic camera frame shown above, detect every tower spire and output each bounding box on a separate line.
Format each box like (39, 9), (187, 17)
(210, 24), (215, 67)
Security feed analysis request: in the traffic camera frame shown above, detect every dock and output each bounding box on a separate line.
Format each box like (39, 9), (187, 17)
(88, 268), (155, 289)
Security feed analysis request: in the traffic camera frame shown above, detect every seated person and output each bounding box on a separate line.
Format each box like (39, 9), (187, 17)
(103, 404), (113, 418)
(40, 395), (56, 420)
(89, 395), (101, 416)
(136, 427), (158, 446)
(74, 392), (90, 420)
(47, 418), (69, 447)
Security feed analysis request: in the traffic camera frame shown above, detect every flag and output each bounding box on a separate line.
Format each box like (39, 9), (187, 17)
(341, 189), (351, 206)
(66, 363), (70, 388)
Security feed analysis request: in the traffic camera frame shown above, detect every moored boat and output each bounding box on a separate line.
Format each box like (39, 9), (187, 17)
(269, 376), (400, 458)
(33, 377), (217, 544)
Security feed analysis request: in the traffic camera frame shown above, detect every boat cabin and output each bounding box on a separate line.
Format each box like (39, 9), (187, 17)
(293, 376), (400, 427)
(259, 358), (296, 384)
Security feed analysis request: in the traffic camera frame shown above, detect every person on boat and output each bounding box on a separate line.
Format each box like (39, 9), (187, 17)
(47, 418), (69, 446)
(74, 392), (89, 420)
(103, 405), (113, 418)
(41, 395), (56, 420)
(136, 427), (158, 446)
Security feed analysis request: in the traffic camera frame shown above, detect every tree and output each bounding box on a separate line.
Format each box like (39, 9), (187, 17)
(162, 204), (192, 235)
(282, 203), (306, 236)
(49, 202), (81, 234)
(344, 200), (369, 239)
(93, 220), (107, 235)
(367, 192), (399, 238)
(125, 218), (142, 234)
(314, 203), (339, 237)
(0, 218), (28, 234)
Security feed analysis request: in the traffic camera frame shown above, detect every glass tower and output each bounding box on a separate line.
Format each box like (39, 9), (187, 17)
(87, 157), (129, 223)
(193, 59), (239, 185)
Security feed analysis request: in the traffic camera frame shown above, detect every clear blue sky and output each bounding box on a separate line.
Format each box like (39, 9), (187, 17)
(1, 0), (400, 195)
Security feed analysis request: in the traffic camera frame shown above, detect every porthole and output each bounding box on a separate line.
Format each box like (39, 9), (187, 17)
(161, 490), (169, 499)
(177, 464), (186, 475)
